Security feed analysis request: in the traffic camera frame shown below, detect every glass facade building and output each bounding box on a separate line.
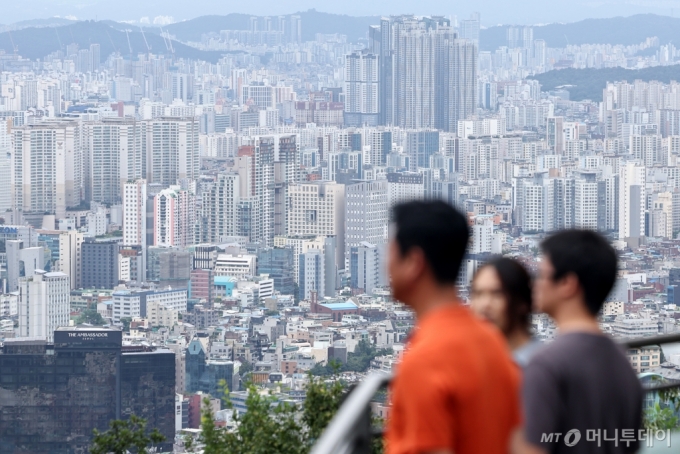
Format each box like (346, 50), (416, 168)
(0, 328), (175, 453)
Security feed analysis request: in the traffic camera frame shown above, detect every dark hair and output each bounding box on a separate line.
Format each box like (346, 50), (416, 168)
(391, 200), (469, 285)
(540, 229), (617, 316)
(476, 257), (533, 335)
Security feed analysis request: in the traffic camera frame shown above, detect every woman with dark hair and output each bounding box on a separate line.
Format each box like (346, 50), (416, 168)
(470, 257), (542, 367)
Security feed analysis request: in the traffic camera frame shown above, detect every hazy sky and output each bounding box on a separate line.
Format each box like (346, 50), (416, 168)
(4, 0), (680, 26)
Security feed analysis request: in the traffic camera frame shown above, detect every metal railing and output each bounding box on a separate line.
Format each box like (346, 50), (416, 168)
(621, 333), (680, 393)
(310, 372), (391, 454)
(311, 333), (680, 454)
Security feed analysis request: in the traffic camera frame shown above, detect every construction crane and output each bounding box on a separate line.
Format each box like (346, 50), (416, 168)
(159, 26), (170, 51)
(7, 29), (18, 55)
(54, 27), (64, 51)
(159, 26), (175, 58)
(124, 29), (133, 55)
(139, 26), (151, 52)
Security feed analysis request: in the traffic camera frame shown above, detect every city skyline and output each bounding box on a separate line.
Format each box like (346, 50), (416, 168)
(1, 3), (680, 452)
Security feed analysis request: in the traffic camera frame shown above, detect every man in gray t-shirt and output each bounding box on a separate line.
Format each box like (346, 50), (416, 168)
(515, 230), (643, 454)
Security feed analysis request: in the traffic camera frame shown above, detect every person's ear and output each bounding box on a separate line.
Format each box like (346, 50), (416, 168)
(558, 273), (581, 300)
(403, 247), (426, 281)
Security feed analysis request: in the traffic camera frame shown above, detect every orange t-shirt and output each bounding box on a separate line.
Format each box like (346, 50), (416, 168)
(386, 304), (521, 454)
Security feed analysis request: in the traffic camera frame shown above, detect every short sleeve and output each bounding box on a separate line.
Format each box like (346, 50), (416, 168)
(522, 359), (563, 450)
(387, 358), (456, 454)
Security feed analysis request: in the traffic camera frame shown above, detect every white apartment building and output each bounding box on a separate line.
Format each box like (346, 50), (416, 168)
(199, 173), (240, 244)
(344, 50), (379, 127)
(112, 288), (188, 322)
(123, 179), (147, 247)
(471, 218), (494, 254)
(18, 270), (70, 342)
(154, 185), (195, 248)
(11, 121), (82, 219)
(574, 174), (599, 230)
(146, 117), (200, 187)
(83, 118), (145, 205)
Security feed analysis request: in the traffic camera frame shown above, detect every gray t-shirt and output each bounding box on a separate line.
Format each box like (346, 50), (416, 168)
(523, 332), (643, 454)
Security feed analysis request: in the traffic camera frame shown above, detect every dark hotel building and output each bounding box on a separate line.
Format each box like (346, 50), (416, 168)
(0, 327), (175, 453)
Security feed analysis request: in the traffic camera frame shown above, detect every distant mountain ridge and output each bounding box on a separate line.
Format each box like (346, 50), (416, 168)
(1, 12), (679, 63)
(161, 10), (379, 43)
(0, 21), (231, 63)
(530, 65), (680, 101)
(480, 14), (680, 50)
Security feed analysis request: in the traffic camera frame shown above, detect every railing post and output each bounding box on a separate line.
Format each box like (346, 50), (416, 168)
(351, 401), (372, 454)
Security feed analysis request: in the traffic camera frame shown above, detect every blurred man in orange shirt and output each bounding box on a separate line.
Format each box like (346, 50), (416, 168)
(386, 200), (521, 454)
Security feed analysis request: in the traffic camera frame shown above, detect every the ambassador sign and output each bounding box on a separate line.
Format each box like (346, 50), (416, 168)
(67, 332), (110, 339)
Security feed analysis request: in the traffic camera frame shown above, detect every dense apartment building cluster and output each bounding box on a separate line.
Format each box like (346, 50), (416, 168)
(2, 10), (680, 451)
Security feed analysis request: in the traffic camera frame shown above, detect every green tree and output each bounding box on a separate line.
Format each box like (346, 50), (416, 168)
(644, 403), (679, 431)
(643, 383), (680, 431)
(90, 414), (165, 454)
(310, 340), (392, 376)
(303, 373), (345, 442)
(75, 308), (106, 326)
(120, 317), (132, 332)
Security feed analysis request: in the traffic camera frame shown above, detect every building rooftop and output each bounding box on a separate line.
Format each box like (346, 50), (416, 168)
(319, 301), (359, 311)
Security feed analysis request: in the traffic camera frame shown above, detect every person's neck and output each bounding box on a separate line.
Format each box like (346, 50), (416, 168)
(410, 284), (460, 319)
(507, 329), (532, 351)
(551, 298), (601, 334)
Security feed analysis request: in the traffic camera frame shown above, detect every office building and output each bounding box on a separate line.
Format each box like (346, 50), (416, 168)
(256, 247), (295, 296)
(112, 288), (188, 322)
(299, 249), (326, 300)
(81, 239), (120, 289)
(185, 337), (237, 397)
(287, 181), (345, 268)
(58, 229), (84, 290)
(619, 162), (646, 241)
(6, 239), (45, 292)
(345, 180), (389, 263)
(214, 253), (257, 278)
(349, 242), (387, 292)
